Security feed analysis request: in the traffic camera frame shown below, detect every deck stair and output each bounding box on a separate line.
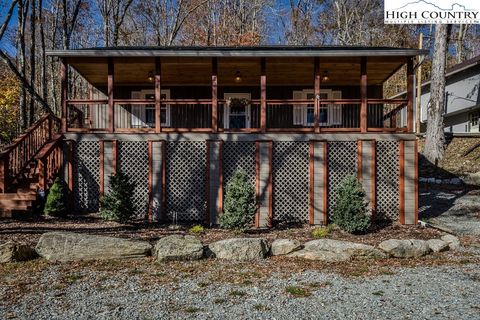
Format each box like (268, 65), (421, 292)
(0, 114), (62, 218)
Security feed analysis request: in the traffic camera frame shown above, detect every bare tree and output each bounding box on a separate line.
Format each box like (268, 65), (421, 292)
(96, 0), (134, 46)
(424, 24), (450, 164)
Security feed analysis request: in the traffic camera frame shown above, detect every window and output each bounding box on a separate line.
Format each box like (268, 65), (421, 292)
(131, 90), (170, 128)
(293, 90), (341, 126)
(469, 111), (479, 133)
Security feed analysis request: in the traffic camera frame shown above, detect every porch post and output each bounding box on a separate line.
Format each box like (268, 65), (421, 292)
(212, 58), (218, 132)
(260, 57), (267, 133)
(155, 57), (162, 133)
(360, 57), (367, 133)
(60, 58), (68, 132)
(314, 57), (320, 133)
(407, 57), (414, 132)
(107, 58), (114, 132)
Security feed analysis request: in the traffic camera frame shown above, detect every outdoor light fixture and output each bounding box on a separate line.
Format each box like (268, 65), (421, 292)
(322, 70), (330, 82)
(147, 71), (154, 82)
(234, 70), (242, 83)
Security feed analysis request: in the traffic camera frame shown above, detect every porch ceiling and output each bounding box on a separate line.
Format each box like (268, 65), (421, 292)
(67, 56), (407, 87)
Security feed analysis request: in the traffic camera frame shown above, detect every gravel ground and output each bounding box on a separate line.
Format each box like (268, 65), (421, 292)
(1, 260), (480, 320)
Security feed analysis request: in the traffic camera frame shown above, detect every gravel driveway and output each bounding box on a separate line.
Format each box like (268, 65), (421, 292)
(1, 261), (480, 320)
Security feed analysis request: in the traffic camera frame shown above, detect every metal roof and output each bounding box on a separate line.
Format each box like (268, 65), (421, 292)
(46, 45), (428, 58)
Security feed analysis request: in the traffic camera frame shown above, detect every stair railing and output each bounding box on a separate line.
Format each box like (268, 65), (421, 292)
(35, 134), (64, 192)
(0, 113), (60, 192)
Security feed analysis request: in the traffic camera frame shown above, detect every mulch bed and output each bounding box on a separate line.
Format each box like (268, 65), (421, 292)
(0, 214), (445, 246)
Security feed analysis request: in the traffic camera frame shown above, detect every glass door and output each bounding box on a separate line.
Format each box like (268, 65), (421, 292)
(224, 93), (251, 129)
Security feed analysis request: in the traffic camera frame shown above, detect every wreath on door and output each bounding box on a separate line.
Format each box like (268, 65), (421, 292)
(226, 97), (249, 108)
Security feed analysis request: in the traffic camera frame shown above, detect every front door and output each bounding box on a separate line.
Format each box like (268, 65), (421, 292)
(224, 93), (251, 129)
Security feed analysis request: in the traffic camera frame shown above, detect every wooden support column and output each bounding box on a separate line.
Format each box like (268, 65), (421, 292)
(107, 58), (114, 132)
(357, 139), (376, 218)
(207, 140), (223, 226)
(309, 140), (328, 225)
(148, 140), (165, 222)
(360, 57), (367, 133)
(314, 57), (320, 133)
(399, 139), (417, 224)
(399, 140), (405, 224)
(260, 58), (267, 133)
(255, 140), (272, 228)
(101, 140), (116, 195)
(155, 58), (162, 133)
(60, 58), (68, 133)
(407, 57), (414, 133)
(212, 58), (218, 132)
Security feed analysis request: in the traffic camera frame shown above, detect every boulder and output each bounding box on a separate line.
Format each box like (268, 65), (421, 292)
(303, 239), (387, 259)
(153, 235), (204, 262)
(378, 239), (431, 258)
(426, 239), (449, 253)
(208, 238), (269, 260)
(35, 232), (152, 262)
(441, 234), (461, 250)
(287, 249), (352, 262)
(270, 239), (302, 256)
(0, 242), (37, 263)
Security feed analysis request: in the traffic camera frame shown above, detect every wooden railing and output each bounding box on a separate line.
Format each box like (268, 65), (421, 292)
(35, 134), (64, 191)
(0, 113), (59, 192)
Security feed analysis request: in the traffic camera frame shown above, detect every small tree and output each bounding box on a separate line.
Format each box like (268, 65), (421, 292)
(219, 170), (256, 231)
(100, 172), (136, 222)
(43, 177), (67, 217)
(331, 174), (370, 234)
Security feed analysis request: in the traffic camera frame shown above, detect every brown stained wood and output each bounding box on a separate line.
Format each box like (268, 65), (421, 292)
(323, 141), (328, 225)
(371, 139), (377, 219)
(255, 141), (260, 228)
(314, 57), (320, 133)
(309, 141), (314, 225)
(407, 57), (414, 132)
(218, 140), (224, 217)
(112, 140), (117, 174)
(107, 58), (114, 132)
(357, 140), (362, 181)
(360, 57), (367, 133)
(147, 141), (153, 222)
(161, 140), (166, 222)
(155, 57), (162, 133)
(99, 140), (105, 196)
(414, 139), (419, 224)
(212, 58), (218, 132)
(67, 140), (74, 209)
(206, 141), (210, 225)
(268, 140), (273, 228)
(61, 59), (68, 132)
(260, 58), (267, 133)
(399, 140), (405, 225)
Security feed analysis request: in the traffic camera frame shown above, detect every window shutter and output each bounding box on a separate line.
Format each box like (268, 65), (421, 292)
(293, 91), (304, 125)
(329, 91), (342, 125)
(131, 91), (146, 128)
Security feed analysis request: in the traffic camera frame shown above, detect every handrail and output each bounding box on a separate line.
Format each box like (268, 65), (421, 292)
(0, 113), (59, 192)
(35, 134), (64, 191)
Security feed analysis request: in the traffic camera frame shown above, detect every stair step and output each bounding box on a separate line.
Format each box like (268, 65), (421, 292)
(0, 199), (34, 209)
(0, 193), (36, 201)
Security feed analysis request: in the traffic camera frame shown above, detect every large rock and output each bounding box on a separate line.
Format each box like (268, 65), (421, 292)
(208, 238), (269, 260)
(378, 239), (431, 258)
(35, 232), (152, 262)
(427, 239), (449, 253)
(270, 239), (302, 256)
(441, 234), (461, 250)
(287, 249), (352, 262)
(303, 239), (387, 259)
(0, 242), (37, 263)
(153, 235), (204, 262)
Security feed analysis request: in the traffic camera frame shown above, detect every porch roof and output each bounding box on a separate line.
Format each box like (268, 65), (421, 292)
(46, 45), (427, 58)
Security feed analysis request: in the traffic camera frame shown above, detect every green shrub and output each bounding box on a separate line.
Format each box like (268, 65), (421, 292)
(331, 174), (370, 234)
(219, 170), (255, 231)
(189, 225), (205, 234)
(43, 177), (67, 217)
(311, 227), (330, 238)
(100, 172), (136, 222)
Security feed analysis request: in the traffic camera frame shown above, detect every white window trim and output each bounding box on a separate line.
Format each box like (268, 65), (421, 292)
(131, 89), (170, 128)
(223, 93), (251, 129)
(293, 89), (341, 126)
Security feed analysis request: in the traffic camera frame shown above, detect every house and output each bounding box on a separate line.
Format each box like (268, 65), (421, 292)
(0, 46), (425, 227)
(395, 54), (480, 133)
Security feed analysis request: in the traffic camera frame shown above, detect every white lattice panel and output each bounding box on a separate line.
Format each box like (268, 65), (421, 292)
(73, 141), (100, 213)
(166, 141), (206, 221)
(272, 141), (309, 223)
(223, 141), (256, 192)
(376, 141), (400, 221)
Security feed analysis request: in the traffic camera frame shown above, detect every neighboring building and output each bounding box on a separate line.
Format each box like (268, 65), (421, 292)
(0, 46), (425, 226)
(395, 54), (480, 133)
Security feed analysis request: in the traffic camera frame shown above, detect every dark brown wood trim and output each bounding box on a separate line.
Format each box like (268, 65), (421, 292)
(357, 140), (362, 181)
(407, 57), (414, 133)
(414, 139), (419, 224)
(99, 140), (104, 196)
(206, 141), (211, 225)
(112, 140), (117, 175)
(309, 140), (314, 225)
(314, 57), (320, 133)
(107, 58), (114, 133)
(255, 141), (260, 228)
(268, 140), (273, 228)
(360, 57), (367, 133)
(260, 57), (267, 133)
(60, 59), (68, 133)
(371, 139), (376, 219)
(67, 140), (74, 209)
(323, 141), (328, 225)
(212, 57), (218, 132)
(218, 140), (224, 218)
(399, 140), (405, 224)
(155, 57), (162, 133)
(147, 140), (153, 222)
(161, 140), (167, 222)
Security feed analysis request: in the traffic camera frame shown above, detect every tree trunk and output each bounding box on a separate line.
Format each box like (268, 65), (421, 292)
(424, 24), (449, 164)
(29, 0), (36, 125)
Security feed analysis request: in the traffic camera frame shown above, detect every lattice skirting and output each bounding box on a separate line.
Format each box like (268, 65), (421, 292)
(165, 141), (207, 221)
(272, 141), (309, 223)
(327, 141), (358, 218)
(376, 141), (400, 221)
(117, 141), (149, 218)
(73, 141), (100, 213)
(223, 141), (256, 194)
